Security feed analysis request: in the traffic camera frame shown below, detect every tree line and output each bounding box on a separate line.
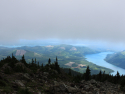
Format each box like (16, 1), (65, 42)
(0, 54), (125, 90)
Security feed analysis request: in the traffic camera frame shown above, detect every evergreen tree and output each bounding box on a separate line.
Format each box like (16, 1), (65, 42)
(102, 71), (106, 82)
(8, 53), (18, 68)
(12, 53), (14, 58)
(68, 68), (71, 76)
(103, 71), (105, 75)
(32, 58), (34, 65)
(85, 66), (91, 81)
(98, 70), (102, 81)
(21, 55), (28, 67)
(48, 58), (51, 65)
(116, 71), (120, 83)
(120, 78), (125, 88)
(35, 58), (36, 64)
(41, 63), (43, 69)
(55, 57), (60, 73)
(56, 56), (58, 62)
(38, 62), (39, 68)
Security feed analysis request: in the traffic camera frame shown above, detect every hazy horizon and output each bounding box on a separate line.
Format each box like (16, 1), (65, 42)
(0, 39), (124, 51)
(0, 0), (125, 51)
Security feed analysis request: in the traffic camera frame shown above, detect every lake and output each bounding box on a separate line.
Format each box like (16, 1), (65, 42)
(85, 52), (125, 76)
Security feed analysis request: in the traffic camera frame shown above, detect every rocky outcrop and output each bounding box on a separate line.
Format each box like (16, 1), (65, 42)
(0, 70), (124, 94)
(49, 79), (123, 94)
(0, 63), (125, 94)
(1, 63), (12, 70)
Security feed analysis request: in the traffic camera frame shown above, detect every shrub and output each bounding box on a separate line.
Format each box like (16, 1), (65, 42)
(17, 88), (32, 94)
(0, 80), (7, 87)
(14, 65), (27, 73)
(4, 67), (12, 74)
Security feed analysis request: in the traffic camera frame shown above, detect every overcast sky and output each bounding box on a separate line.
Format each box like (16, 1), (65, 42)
(0, 0), (125, 49)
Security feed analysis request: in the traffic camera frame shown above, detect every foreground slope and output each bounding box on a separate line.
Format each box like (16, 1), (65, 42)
(0, 55), (124, 94)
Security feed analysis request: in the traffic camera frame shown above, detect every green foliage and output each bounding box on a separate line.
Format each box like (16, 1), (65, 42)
(68, 68), (71, 76)
(48, 58), (51, 65)
(105, 52), (125, 69)
(4, 67), (12, 74)
(73, 75), (82, 83)
(116, 71), (120, 81)
(62, 68), (82, 76)
(0, 45), (114, 75)
(98, 70), (102, 81)
(1, 53), (125, 92)
(20, 55), (28, 67)
(120, 78), (125, 88)
(17, 88), (32, 94)
(0, 80), (7, 87)
(14, 65), (27, 73)
(84, 66), (91, 81)
(54, 61), (60, 73)
(1, 86), (12, 93)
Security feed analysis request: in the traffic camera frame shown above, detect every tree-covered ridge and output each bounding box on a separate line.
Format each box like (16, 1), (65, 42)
(0, 54), (125, 93)
(0, 45), (113, 75)
(105, 51), (125, 69)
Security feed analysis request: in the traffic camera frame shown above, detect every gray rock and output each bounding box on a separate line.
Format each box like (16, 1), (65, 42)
(53, 81), (67, 92)
(81, 80), (85, 84)
(15, 80), (25, 87)
(43, 72), (49, 76)
(67, 86), (78, 93)
(84, 85), (90, 90)
(38, 91), (41, 94)
(90, 79), (97, 84)
(2, 63), (12, 70)
(23, 73), (30, 79)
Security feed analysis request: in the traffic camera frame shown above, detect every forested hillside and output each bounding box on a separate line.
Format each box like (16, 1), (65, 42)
(105, 51), (125, 69)
(0, 45), (113, 74)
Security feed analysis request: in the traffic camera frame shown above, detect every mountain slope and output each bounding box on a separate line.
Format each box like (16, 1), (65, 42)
(0, 45), (113, 74)
(105, 51), (125, 69)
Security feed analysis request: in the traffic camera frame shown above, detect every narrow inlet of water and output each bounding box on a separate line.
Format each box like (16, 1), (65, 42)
(85, 52), (125, 76)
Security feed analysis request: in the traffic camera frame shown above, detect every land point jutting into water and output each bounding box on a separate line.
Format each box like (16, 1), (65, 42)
(85, 52), (125, 76)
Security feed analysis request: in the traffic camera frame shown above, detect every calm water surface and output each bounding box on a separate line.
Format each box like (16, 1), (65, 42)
(85, 52), (125, 76)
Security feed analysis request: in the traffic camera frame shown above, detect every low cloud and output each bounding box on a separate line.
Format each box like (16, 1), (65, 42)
(0, 0), (125, 48)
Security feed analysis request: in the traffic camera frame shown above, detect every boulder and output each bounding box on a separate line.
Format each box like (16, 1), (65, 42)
(43, 72), (49, 76)
(90, 79), (97, 85)
(53, 81), (67, 92)
(2, 63), (12, 70)
(23, 73), (30, 80)
(81, 80), (85, 84)
(67, 86), (78, 93)
(15, 80), (25, 87)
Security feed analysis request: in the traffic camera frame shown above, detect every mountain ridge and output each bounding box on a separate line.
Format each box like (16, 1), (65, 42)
(0, 44), (113, 75)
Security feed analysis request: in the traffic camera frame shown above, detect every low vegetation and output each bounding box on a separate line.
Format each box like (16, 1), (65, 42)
(0, 54), (125, 93)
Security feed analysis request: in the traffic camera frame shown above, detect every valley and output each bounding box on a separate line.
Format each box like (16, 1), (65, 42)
(0, 44), (113, 75)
